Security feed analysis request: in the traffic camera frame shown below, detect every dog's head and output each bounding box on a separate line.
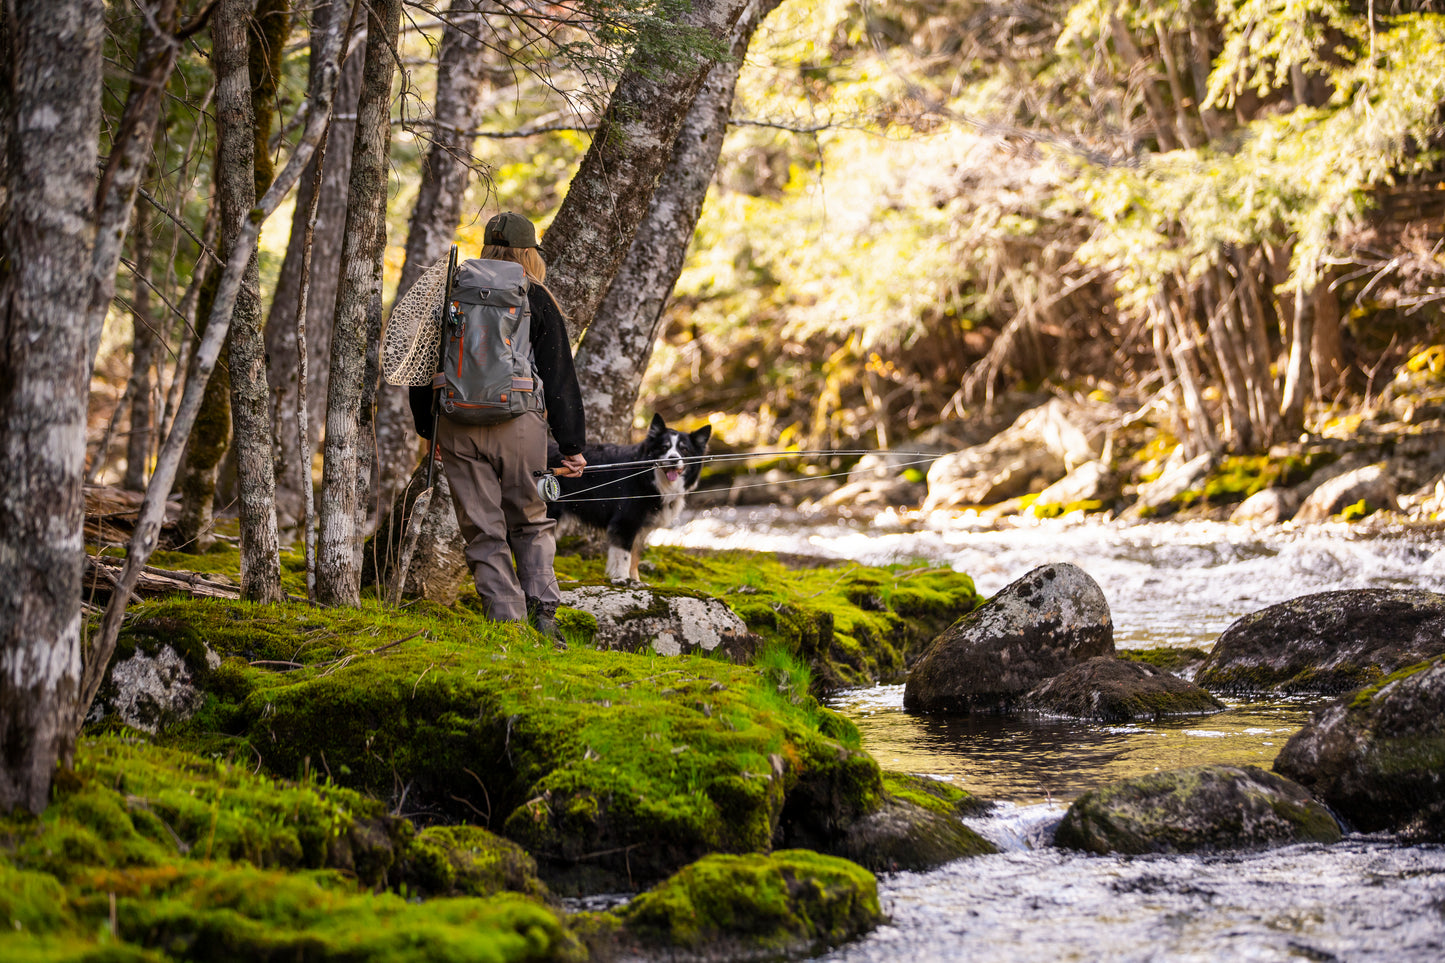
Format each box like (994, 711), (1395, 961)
(642, 413), (712, 492)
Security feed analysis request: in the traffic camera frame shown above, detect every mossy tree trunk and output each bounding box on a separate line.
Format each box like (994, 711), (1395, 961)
(263, 2), (363, 533)
(374, 0), (490, 520)
(226, 0), (290, 602)
(0, 0), (104, 815)
(541, 0), (753, 340)
(574, 0), (783, 444)
(316, 0), (402, 606)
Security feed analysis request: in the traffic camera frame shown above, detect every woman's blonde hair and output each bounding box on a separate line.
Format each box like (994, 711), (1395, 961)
(479, 243), (568, 324)
(479, 244), (547, 284)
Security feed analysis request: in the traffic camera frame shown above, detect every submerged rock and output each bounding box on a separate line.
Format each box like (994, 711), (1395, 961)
(1194, 589), (1445, 695)
(1054, 765), (1341, 855)
(612, 850), (882, 963)
(903, 562), (1114, 714)
(1274, 655), (1445, 841)
(1023, 657), (1224, 722)
(559, 584), (761, 660)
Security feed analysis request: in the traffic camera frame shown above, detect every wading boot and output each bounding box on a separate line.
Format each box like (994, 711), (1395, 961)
(526, 597), (565, 649)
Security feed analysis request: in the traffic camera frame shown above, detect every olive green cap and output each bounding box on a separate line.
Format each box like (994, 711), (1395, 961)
(484, 211), (538, 249)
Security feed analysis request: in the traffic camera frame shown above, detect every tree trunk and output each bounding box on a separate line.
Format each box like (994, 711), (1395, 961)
(0, 0), (103, 815)
(1280, 277), (1313, 434)
(264, 4), (363, 532)
(541, 0), (752, 339)
(1311, 269), (1346, 399)
(374, 0), (490, 513)
(315, 0), (401, 606)
(80, 2), (350, 730)
(574, 0), (781, 443)
(123, 198), (160, 490)
(85, 0), (182, 373)
(224, 0), (289, 602)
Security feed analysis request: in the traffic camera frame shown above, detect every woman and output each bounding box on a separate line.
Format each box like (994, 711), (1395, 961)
(409, 211), (586, 641)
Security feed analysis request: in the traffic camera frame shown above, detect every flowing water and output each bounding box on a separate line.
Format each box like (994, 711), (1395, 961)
(654, 510), (1445, 961)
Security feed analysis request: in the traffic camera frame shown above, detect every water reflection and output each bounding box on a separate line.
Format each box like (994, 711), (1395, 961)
(831, 685), (1317, 805)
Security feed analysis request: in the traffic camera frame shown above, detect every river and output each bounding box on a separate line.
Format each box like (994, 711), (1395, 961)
(654, 509), (1445, 962)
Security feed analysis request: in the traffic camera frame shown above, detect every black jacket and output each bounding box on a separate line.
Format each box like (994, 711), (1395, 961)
(408, 282), (587, 455)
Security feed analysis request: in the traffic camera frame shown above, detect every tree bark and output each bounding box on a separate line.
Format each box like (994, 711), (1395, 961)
(123, 198), (160, 490)
(374, 0), (490, 513)
(315, 0), (401, 606)
(574, 0), (781, 443)
(0, 0), (103, 815)
(541, 0), (752, 339)
(224, 0), (289, 601)
(263, 3), (362, 532)
(85, 0), (183, 373)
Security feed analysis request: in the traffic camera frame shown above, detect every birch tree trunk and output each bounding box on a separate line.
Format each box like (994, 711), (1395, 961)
(541, 0), (752, 339)
(84, 0), (182, 373)
(123, 198), (160, 490)
(264, 6), (363, 532)
(374, 0), (490, 508)
(224, 0), (288, 602)
(315, 0), (402, 606)
(574, 0), (781, 443)
(0, 0), (103, 815)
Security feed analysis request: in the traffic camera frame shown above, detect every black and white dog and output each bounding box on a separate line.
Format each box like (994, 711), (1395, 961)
(546, 413), (712, 581)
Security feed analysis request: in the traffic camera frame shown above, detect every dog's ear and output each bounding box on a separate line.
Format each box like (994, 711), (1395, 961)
(647, 412), (667, 436)
(690, 424), (712, 448)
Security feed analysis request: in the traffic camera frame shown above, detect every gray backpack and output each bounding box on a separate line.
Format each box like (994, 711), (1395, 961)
(436, 258), (545, 425)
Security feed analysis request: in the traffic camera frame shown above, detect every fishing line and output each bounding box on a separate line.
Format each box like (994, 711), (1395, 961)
(542, 454), (940, 504)
(538, 448), (938, 477)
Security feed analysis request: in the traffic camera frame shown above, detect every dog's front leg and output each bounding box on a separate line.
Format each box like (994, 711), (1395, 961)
(628, 528), (653, 582)
(604, 543), (632, 582)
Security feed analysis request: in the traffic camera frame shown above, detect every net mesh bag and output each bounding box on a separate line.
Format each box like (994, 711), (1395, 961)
(381, 254), (449, 386)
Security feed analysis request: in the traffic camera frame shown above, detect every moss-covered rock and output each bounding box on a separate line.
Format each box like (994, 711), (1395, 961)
(613, 850), (882, 962)
(904, 562), (1114, 714)
(558, 546), (982, 691)
(1273, 655), (1445, 840)
(1195, 589), (1445, 695)
(400, 825), (548, 900)
(1023, 657), (1224, 722)
(1053, 765), (1341, 855)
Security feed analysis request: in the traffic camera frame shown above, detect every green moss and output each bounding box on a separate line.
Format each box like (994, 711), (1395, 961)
(618, 850), (880, 956)
(0, 738), (576, 963)
(557, 546), (981, 691)
(880, 772), (987, 817)
(99, 597), (892, 894)
(1118, 647), (1211, 673)
(1194, 452), (1334, 507)
(1338, 498), (1375, 521)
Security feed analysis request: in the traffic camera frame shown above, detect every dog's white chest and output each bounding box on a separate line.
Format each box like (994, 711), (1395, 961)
(652, 468), (687, 528)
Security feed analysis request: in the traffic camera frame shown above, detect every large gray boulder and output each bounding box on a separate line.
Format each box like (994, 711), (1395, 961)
(903, 562), (1114, 713)
(560, 584), (760, 660)
(1195, 589), (1445, 695)
(1054, 765), (1341, 855)
(924, 400), (1097, 511)
(1274, 655), (1445, 841)
(1023, 657), (1224, 722)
